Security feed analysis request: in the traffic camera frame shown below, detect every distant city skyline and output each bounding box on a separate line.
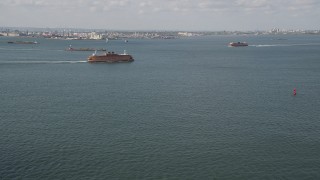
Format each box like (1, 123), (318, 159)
(0, 0), (319, 31)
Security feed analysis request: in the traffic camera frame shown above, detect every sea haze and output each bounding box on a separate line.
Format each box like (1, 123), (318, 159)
(1, 35), (320, 179)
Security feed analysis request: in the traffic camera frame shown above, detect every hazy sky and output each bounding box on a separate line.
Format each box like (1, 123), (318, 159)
(0, 0), (319, 31)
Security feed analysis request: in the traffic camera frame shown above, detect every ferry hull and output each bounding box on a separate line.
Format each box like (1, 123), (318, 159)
(87, 54), (134, 63)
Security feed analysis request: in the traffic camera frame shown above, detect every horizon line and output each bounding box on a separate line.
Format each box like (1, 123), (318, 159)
(1, 26), (319, 32)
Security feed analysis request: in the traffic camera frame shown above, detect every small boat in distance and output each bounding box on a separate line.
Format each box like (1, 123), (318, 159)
(229, 42), (248, 47)
(87, 50), (134, 63)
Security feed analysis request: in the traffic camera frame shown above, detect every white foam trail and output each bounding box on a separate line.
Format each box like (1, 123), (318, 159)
(0, 61), (87, 64)
(251, 43), (320, 47)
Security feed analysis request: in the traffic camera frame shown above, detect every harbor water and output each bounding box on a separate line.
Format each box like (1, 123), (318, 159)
(1, 35), (320, 179)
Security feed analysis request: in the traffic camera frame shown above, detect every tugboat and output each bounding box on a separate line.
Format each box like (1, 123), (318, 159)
(87, 50), (134, 63)
(229, 42), (248, 47)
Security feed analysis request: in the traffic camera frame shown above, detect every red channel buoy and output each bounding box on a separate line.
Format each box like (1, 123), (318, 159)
(293, 88), (297, 96)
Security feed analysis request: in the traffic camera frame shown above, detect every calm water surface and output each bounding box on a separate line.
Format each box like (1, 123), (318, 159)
(1, 35), (320, 179)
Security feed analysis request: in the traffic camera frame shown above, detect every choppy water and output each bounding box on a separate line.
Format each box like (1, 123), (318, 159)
(1, 35), (320, 179)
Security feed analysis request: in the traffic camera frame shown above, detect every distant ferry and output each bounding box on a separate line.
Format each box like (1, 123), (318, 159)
(87, 50), (134, 63)
(229, 42), (248, 47)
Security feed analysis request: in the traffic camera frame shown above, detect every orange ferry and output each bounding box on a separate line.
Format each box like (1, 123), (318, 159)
(87, 50), (134, 63)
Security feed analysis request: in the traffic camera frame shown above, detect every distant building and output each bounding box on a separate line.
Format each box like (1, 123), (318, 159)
(89, 32), (103, 40)
(178, 32), (193, 37)
(7, 32), (20, 37)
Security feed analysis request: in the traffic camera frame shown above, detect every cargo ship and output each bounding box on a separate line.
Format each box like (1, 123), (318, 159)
(229, 42), (248, 47)
(8, 41), (38, 44)
(65, 45), (106, 51)
(87, 50), (134, 63)
(66, 47), (106, 51)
